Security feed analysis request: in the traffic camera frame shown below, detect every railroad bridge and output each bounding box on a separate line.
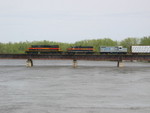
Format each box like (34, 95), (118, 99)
(0, 54), (150, 67)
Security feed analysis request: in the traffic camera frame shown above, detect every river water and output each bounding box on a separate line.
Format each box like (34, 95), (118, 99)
(0, 60), (150, 113)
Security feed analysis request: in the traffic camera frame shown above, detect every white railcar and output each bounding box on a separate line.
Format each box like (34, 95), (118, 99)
(131, 46), (150, 53)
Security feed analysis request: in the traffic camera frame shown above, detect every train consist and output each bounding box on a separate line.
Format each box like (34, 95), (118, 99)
(25, 45), (150, 55)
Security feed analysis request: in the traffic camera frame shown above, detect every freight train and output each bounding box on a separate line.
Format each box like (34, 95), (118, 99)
(25, 45), (150, 55)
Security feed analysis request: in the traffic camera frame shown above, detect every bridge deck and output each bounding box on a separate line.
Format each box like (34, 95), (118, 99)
(0, 54), (150, 61)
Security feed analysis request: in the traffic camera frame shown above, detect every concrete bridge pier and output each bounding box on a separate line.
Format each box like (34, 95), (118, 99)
(26, 59), (33, 67)
(117, 60), (124, 67)
(73, 59), (77, 68)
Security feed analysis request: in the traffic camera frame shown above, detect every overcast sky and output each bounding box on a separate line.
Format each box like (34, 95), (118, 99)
(0, 0), (150, 43)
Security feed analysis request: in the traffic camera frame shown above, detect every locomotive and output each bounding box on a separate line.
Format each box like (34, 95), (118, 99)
(100, 46), (127, 54)
(67, 46), (94, 54)
(25, 45), (150, 55)
(25, 45), (95, 54)
(25, 45), (62, 54)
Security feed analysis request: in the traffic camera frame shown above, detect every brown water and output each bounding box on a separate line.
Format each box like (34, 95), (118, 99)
(0, 60), (150, 113)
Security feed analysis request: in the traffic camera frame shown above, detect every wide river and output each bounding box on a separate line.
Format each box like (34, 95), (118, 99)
(0, 59), (150, 113)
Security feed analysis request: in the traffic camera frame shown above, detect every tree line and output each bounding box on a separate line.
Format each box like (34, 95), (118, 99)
(0, 36), (149, 53)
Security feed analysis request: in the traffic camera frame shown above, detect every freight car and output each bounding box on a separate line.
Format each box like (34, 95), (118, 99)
(131, 46), (150, 54)
(25, 45), (62, 54)
(67, 46), (95, 54)
(100, 46), (128, 54)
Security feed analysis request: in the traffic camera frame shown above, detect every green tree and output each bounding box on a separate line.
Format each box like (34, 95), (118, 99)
(74, 38), (118, 52)
(140, 36), (150, 45)
(0, 43), (5, 53)
(120, 37), (140, 51)
(0, 37), (148, 54)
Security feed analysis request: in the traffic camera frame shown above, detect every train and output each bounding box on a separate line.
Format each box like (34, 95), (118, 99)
(25, 45), (150, 55)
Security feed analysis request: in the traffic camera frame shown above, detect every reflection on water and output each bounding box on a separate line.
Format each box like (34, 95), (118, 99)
(0, 60), (150, 113)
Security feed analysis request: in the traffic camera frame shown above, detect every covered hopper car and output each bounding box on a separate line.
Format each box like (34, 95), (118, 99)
(131, 46), (150, 54)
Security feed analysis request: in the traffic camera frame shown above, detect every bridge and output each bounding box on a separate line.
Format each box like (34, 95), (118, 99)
(0, 54), (150, 67)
